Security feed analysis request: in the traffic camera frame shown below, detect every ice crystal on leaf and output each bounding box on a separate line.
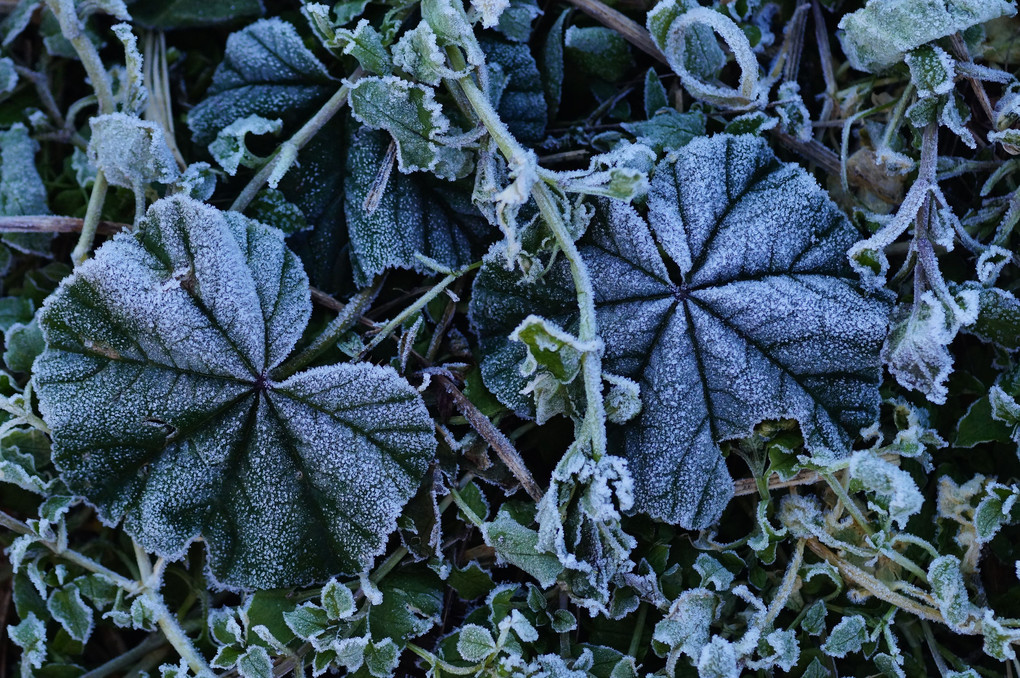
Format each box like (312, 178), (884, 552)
(186, 18), (334, 145)
(33, 195), (435, 589)
(472, 134), (889, 529)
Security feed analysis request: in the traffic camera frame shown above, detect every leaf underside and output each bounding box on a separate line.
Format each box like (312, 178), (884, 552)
(472, 134), (888, 529)
(35, 195), (435, 589)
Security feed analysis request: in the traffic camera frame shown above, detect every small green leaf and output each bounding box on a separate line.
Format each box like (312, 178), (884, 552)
(364, 638), (400, 677)
(483, 508), (564, 588)
(47, 584), (94, 643)
(821, 615), (867, 658)
(4, 315), (44, 373)
(564, 26), (634, 83)
(8, 612), (47, 669)
(457, 623), (497, 662)
(644, 68), (669, 116)
(621, 108), (706, 153)
(322, 579), (356, 621)
(238, 646), (273, 678)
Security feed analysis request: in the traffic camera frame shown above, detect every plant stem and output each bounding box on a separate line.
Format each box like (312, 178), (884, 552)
(764, 538), (805, 628)
(448, 487), (485, 528)
(0, 510), (141, 593)
(44, 0), (115, 114)
(273, 279), (382, 380)
(0, 215), (127, 234)
(821, 471), (874, 537)
(447, 46), (608, 460)
(357, 266), (475, 360)
(133, 542), (212, 676)
(80, 633), (167, 678)
(434, 374), (543, 501)
(230, 70), (362, 213)
(72, 170), (109, 265)
(627, 602), (648, 658)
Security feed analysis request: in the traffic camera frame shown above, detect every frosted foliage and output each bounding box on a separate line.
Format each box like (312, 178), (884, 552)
(33, 195), (435, 588)
(0, 124), (48, 216)
(473, 135), (887, 529)
(344, 128), (489, 286)
(186, 18), (334, 145)
(848, 451), (923, 528)
(612, 135), (886, 527)
(882, 292), (959, 405)
(838, 0), (1016, 73)
(88, 114), (179, 191)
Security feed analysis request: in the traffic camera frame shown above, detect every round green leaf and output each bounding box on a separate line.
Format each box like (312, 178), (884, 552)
(471, 134), (888, 529)
(35, 195), (435, 589)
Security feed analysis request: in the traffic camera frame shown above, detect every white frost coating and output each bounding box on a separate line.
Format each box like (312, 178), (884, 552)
(208, 115), (283, 176)
(392, 23), (450, 86)
(34, 195), (435, 589)
(883, 290), (977, 405)
(648, 3), (766, 110)
(838, 0), (1016, 73)
(111, 24), (148, 114)
(186, 18), (334, 145)
(471, 0), (510, 28)
(696, 636), (739, 678)
(89, 113), (179, 221)
(0, 124), (49, 217)
(905, 45), (957, 99)
(977, 245), (1011, 285)
(848, 450), (923, 528)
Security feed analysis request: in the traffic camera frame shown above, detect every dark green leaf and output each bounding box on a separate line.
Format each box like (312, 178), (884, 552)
(127, 0), (264, 29)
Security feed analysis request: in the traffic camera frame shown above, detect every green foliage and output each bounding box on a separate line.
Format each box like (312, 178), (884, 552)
(4, 0), (1020, 676)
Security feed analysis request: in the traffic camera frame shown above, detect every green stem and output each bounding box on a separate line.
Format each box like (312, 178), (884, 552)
(44, 0), (115, 114)
(0, 510), (141, 593)
(627, 602), (648, 658)
(821, 471), (874, 537)
(369, 546), (409, 585)
(45, 0), (116, 265)
(447, 46), (607, 459)
(133, 543), (212, 677)
(406, 642), (481, 675)
(357, 266), (476, 360)
(80, 633), (166, 678)
(273, 279), (382, 380)
(448, 487), (484, 528)
(763, 538), (805, 628)
(230, 71), (362, 213)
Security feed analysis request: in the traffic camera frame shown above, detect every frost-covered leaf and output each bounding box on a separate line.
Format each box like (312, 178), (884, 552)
(697, 637), (739, 678)
(33, 195), (435, 588)
(653, 588), (717, 660)
(187, 18), (334, 145)
(237, 646), (273, 678)
(848, 451), (923, 528)
(821, 615), (867, 658)
(975, 483), (1020, 542)
(88, 114), (179, 216)
(369, 567), (443, 642)
(344, 127), (489, 286)
(349, 77), (469, 179)
(319, 19), (392, 75)
(483, 507), (564, 587)
(0, 124), (53, 257)
(647, 0), (724, 81)
(8, 612), (46, 669)
(981, 610), (1020, 661)
(929, 555), (976, 631)
(905, 45), (956, 98)
(393, 23), (448, 86)
(837, 0), (1017, 73)
(47, 584), (94, 643)
(621, 108), (706, 154)
(4, 315), (44, 373)
(127, 0), (264, 28)
(538, 10), (568, 120)
(883, 289), (978, 405)
(209, 115), (283, 176)
(457, 623), (497, 662)
(321, 579), (356, 621)
(968, 286), (1020, 350)
(473, 134), (888, 529)
(493, 0), (539, 41)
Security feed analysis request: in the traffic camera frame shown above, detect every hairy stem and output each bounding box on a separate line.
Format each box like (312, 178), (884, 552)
(0, 510), (141, 593)
(231, 69), (363, 213)
(134, 543), (212, 677)
(71, 170), (109, 266)
(447, 46), (608, 459)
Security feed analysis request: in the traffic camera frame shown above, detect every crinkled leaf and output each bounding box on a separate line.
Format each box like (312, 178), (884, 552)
(621, 108), (705, 154)
(457, 624), (497, 662)
(9, 612), (46, 669)
(34, 195), (435, 588)
(348, 76), (468, 179)
(187, 18), (334, 145)
(473, 135), (888, 529)
(483, 507), (564, 587)
(4, 315), (44, 373)
(821, 615), (867, 658)
(493, 0), (540, 41)
(88, 113), (179, 193)
(344, 126), (489, 286)
(209, 115), (283, 176)
(967, 286), (1020, 350)
(929, 555), (976, 631)
(47, 584), (94, 643)
(837, 0), (1016, 73)
(368, 567), (443, 642)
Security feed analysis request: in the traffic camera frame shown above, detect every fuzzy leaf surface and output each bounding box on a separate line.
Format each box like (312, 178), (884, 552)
(473, 135), (887, 528)
(187, 18), (334, 145)
(34, 195), (435, 588)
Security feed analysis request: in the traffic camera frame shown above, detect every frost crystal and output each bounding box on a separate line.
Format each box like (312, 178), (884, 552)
(34, 195), (435, 588)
